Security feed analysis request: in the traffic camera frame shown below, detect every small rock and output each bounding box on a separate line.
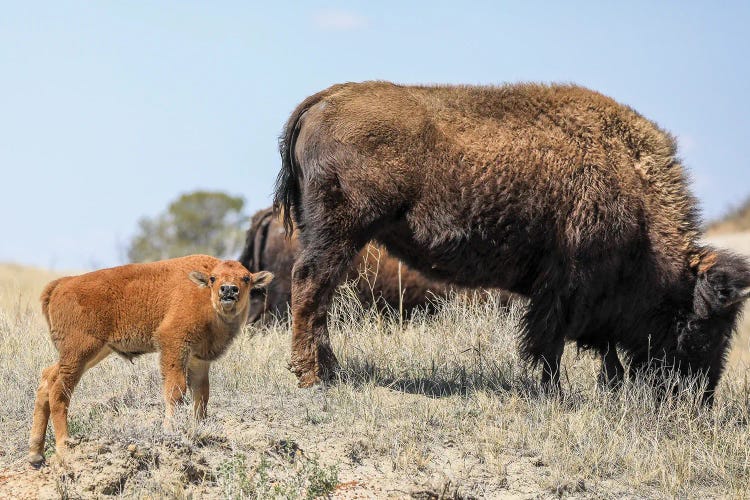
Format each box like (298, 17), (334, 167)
(268, 439), (303, 462)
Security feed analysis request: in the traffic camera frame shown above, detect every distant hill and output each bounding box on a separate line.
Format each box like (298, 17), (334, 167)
(706, 196), (750, 235)
(0, 263), (77, 309)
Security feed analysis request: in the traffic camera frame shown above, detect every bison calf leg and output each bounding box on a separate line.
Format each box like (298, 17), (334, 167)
(597, 344), (625, 389)
(160, 348), (188, 430)
(47, 339), (107, 457)
(28, 364), (59, 465)
(29, 345), (111, 465)
(290, 240), (359, 388)
(187, 357), (210, 421)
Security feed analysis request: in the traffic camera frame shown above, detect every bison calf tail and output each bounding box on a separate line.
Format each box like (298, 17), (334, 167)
(273, 89), (330, 237)
(40, 278), (62, 330)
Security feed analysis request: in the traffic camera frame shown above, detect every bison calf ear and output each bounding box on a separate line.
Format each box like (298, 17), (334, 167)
(189, 271), (210, 288)
(251, 271), (274, 290)
(692, 249), (750, 318)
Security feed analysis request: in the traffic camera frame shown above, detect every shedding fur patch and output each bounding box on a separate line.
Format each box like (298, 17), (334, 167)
(690, 250), (718, 274)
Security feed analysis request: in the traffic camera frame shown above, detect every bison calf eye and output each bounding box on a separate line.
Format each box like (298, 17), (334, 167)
(242, 276), (250, 284)
(209, 276), (216, 284)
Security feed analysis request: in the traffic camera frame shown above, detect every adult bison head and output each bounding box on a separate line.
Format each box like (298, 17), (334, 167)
(675, 248), (750, 402)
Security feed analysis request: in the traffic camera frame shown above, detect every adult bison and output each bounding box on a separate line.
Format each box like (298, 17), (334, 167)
(274, 81), (750, 402)
(238, 207), (452, 323)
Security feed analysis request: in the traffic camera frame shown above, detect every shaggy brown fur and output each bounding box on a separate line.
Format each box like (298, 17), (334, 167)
(274, 81), (750, 399)
(239, 208), (295, 323)
(27, 255), (273, 465)
(238, 207), (452, 323)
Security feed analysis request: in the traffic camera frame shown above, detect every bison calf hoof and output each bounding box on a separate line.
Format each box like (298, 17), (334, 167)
(27, 452), (45, 467)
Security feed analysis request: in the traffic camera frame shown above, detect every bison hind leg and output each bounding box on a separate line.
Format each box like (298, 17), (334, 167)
(28, 363), (59, 465)
(290, 233), (363, 387)
(48, 337), (108, 457)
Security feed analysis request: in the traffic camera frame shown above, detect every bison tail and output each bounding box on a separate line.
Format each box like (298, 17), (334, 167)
(273, 89), (330, 237)
(40, 278), (62, 330)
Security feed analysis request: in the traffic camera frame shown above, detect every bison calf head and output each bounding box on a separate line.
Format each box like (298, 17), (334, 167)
(676, 248), (750, 400)
(189, 261), (274, 320)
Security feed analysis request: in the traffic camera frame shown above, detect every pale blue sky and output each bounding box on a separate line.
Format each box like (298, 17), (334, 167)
(1, 1), (748, 270)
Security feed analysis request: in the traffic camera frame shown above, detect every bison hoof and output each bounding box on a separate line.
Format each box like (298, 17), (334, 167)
(289, 347), (340, 388)
(296, 370), (322, 388)
(288, 360), (321, 387)
(28, 452), (45, 467)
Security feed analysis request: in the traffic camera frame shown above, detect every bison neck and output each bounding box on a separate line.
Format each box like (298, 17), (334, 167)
(190, 313), (246, 361)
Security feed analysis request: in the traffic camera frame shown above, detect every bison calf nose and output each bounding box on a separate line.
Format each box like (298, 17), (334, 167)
(220, 285), (239, 295)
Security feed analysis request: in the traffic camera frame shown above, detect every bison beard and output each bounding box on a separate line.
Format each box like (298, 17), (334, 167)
(273, 81), (750, 401)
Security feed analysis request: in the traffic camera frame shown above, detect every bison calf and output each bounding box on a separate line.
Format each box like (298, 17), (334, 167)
(28, 255), (273, 465)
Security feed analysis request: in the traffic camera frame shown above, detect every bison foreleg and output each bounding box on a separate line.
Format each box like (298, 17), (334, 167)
(597, 343), (625, 389)
(187, 357), (210, 420)
(522, 293), (569, 394)
(160, 347), (188, 430)
(539, 342), (565, 393)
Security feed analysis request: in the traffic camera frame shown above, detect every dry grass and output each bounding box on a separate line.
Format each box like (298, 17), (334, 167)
(0, 263), (72, 316)
(1, 245), (750, 498)
(707, 197), (750, 235)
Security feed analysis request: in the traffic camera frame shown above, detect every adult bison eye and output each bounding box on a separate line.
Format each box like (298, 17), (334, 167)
(209, 276), (216, 284)
(242, 276), (250, 284)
